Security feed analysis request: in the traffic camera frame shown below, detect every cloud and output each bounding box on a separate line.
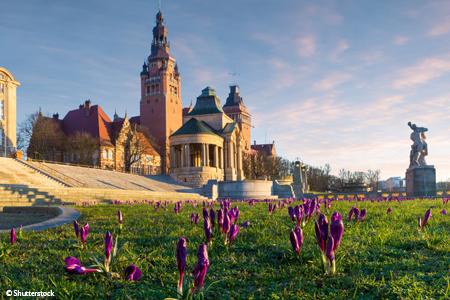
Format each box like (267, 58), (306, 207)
(393, 35), (409, 45)
(296, 36), (316, 58)
(392, 56), (450, 89)
(330, 39), (349, 60)
(314, 72), (352, 91)
(428, 19), (450, 37)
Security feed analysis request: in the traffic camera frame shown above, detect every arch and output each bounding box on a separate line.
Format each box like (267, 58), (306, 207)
(0, 67), (20, 86)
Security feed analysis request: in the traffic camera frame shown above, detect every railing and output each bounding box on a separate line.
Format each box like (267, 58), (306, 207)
(20, 159), (87, 187)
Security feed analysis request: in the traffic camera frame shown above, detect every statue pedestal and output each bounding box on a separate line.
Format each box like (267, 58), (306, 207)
(406, 166), (436, 197)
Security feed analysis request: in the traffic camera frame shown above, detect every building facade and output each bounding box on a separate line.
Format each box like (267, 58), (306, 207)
(138, 10), (182, 174)
(28, 101), (161, 175)
(169, 87), (245, 187)
(0, 67), (20, 157)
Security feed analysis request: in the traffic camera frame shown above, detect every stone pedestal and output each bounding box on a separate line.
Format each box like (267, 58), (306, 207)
(406, 166), (436, 197)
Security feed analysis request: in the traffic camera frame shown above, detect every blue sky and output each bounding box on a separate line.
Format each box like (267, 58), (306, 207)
(1, 0), (450, 181)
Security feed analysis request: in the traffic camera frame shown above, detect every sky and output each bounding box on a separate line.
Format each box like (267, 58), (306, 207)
(1, 0), (450, 181)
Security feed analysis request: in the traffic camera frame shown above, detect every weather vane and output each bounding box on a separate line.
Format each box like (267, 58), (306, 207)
(228, 72), (240, 86)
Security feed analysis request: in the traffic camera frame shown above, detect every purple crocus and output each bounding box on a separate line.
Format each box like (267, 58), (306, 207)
(193, 244), (209, 291)
(176, 237), (187, 295)
(314, 214), (328, 253)
(359, 209), (367, 221)
(294, 205), (303, 226)
(190, 213), (195, 225)
(105, 231), (113, 272)
(194, 214), (199, 225)
(330, 212), (344, 251)
(325, 235), (336, 274)
(387, 207), (393, 214)
(289, 226), (303, 256)
(203, 207), (209, 219)
(441, 209), (447, 215)
(209, 208), (215, 227)
(222, 213), (231, 235)
(204, 218), (212, 244)
(64, 256), (100, 274)
(217, 209), (224, 229)
(10, 228), (16, 245)
(418, 208), (432, 230)
(73, 220), (79, 237)
(241, 220), (251, 228)
(228, 224), (239, 244)
(80, 223), (89, 247)
(288, 206), (295, 221)
(124, 264), (142, 281)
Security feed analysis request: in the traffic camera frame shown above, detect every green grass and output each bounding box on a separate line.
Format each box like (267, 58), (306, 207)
(0, 199), (449, 299)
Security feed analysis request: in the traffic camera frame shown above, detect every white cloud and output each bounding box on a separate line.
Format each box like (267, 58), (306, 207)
(314, 72), (352, 91)
(428, 19), (450, 37)
(393, 35), (409, 45)
(297, 36), (316, 58)
(392, 56), (450, 89)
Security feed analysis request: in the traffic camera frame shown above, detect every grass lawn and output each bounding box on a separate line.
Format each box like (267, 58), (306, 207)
(0, 199), (448, 299)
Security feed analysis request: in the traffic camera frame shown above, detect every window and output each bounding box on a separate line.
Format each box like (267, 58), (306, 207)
(147, 86), (150, 94)
(108, 150), (113, 160)
(0, 128), (3, 146)
(102, 149), (107, 159)
(0, 83), (4, 93)
(0, 100), (3, 120)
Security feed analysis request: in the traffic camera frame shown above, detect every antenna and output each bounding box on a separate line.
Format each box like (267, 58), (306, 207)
(158, 0), (162, 11)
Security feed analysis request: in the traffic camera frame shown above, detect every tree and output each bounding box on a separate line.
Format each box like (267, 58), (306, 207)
(124, 125), (158, 173)
(67, 132), (98, 165)
(27, 113), (66, 161)
(17, 112), (39, 153)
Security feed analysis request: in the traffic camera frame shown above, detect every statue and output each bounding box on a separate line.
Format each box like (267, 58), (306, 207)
(408, 122), (428, 168)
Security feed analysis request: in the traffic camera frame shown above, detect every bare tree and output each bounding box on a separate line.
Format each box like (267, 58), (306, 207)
(67, 132), (98, 165)
(124, 126), (157, 172)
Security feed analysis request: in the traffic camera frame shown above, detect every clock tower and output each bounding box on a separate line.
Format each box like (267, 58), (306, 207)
(140, 10), (182, 174)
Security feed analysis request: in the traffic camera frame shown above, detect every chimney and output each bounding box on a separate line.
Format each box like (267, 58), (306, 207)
(52, 113), (59, 119)
(84, 99), (91, 109)
(254, 140), (256, 145)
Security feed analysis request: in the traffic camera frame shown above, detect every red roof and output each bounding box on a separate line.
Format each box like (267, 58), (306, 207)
(62, 103), (113, 146)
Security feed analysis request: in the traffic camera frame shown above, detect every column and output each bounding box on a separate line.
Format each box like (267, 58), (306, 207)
(206, 144), (210, 167)
(214, 145), (219, 168)
(228, 141), (234, 168)
(220, 146), (224, 169)
(180, 144), (185, 167)
(186, 144), (191, 167)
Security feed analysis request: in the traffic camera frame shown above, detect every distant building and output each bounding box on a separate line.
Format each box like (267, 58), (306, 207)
(384, 176), (406, 192)
(0, 67), (20, 156)
(28, 100), (161, 175)
(251, 140), (277, 157)
(169, 87), (245, 186)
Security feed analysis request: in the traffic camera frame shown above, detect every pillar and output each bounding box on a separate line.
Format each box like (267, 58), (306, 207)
(180, 144), (185, 167)
(220, 146), (224, 169)
(186, 144), (191, 167)
(228, 141), (233, 169)
(214, 145), (219, 168)
(206, 144), (210, 167)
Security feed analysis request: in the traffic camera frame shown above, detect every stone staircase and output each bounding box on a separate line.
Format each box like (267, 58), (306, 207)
(0, 184), (208, 207)
(0, 158), (208, 206)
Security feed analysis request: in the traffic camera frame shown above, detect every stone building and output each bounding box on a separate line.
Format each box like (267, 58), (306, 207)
(169, 87), (245, 187)
(0, 67), (20, 157)
(251, 140), (277, 157)
(28, 101), (161, 175)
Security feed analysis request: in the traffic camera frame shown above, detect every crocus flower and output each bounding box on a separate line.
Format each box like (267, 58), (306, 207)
(418, 208), (432, 230)
(294, 205), (303, 226)
(73, 220), (79, 237)
(441, 209), (447, 215)
(330, 212), (344, 251)
(10, 228), (16, 245)
(241, 221), (250, 228)
(176, 237), (187, 295)
(203, 207), (209, 219)
(314, 214), (328, 253)
(209, 208), (215, 227)
(105, 231), (113, 272)
(289, 226), (303, 256)
(64, 256), (100, 274)
(80, 223), (89, 247)
(193, 244), (209, 291)
(387, 207), (393, 214)
(190, 213), (195, 225)
(325, 235), (336, 274)
(194, 214), (200, 225)
(288, 206), (295, 221)
(217, 209), (224, 229)
(228, 224), (239, 244)
(124, 264), (142, 281)
(222, 213), (231, 235)
(359, 209), (367, 221)
(204, 218), (212, 244)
